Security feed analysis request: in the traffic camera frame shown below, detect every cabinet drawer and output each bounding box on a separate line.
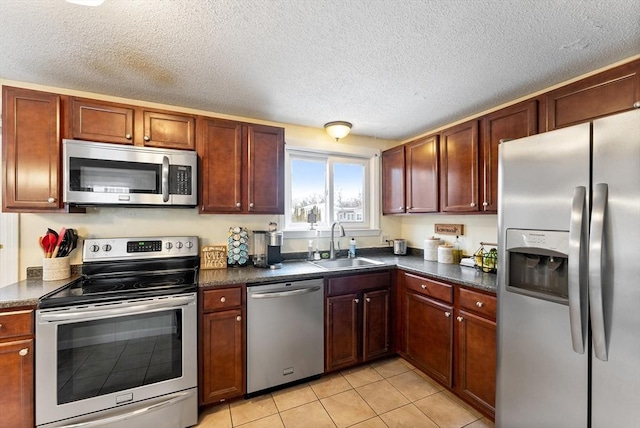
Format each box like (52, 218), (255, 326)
(0, 310), (34, 340)
(326, 271), (390, 296)
(459, 287), (497, 320)
(403, 273), (453, 304)
(202, 287), (242, 312)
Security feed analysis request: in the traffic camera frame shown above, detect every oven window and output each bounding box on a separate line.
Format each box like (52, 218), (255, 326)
(56, 310), (182, 404)
(69, 157), (161, 194)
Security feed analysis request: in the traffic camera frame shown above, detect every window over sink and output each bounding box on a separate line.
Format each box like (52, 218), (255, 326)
(284, 145), (380, 237)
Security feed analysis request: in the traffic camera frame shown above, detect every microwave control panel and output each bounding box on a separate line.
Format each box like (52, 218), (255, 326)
(170, 165), (192, 195)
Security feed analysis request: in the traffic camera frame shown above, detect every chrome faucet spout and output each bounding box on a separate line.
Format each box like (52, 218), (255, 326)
(329, 221), (346, 260)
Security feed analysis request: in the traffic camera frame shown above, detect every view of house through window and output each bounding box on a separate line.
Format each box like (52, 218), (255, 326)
(287, 150), (370, 230)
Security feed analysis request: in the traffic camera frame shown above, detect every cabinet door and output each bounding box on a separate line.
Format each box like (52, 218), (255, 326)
(481, 100), (537, 212)
(200, 309), (244, 404)
(382, 146), (406, 214)
(325, 294), (360, 371)
(404, 291), (453, 387)
(363, 289), (390, 361)
(546, 59), (640, 131)
(199, 118), (244, 213)
(0, 338), (34, 428)
(440, 120), (479, 212)
(142, 110), (196, 150)
(247, 124), (285, 214)
(69, 97), (134, 144)
(406, 135), (438, 213)
(2, 87), (61, 211)
(456, 309), (496, 418)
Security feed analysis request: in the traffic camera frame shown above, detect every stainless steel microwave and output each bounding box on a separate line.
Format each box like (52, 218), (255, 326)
(63, 139), (197, 207)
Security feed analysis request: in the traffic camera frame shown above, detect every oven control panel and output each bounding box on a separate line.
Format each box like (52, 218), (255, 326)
(83, 236), (199, 261)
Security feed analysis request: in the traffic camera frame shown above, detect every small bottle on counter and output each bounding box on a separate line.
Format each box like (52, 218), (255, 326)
(307, 240), (314, 261)
(349, 238), (357, 258)
(453, 236), (462, 264)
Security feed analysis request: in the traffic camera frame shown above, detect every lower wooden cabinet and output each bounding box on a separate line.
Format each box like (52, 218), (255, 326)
(199, 286), (245, 405)
(325, 271), (391, 372)
(0, 308), (35, 428)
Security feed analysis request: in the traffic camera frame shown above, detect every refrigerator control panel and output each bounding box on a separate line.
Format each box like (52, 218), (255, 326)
(505, 229), (569, 255)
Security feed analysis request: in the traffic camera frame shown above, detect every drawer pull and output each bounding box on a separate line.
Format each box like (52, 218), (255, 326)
(457, 316), (464, 322)
(354, 298), (360, 304)
(475, 301), (484, 308)
(444, 311), (451, 317)
(236, 316), (241, 322)
(220, 297), (226, 303)
(421, 284), (427, 289)
(19, 348), (29, 356)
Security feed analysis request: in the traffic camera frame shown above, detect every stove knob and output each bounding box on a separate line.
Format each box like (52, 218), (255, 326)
(90, 244), (100, 253)
(176, 241), (184, 249)
(185, 241), (193, 249)
(102, 244), (112, 252)
(165, 242), (173, 250)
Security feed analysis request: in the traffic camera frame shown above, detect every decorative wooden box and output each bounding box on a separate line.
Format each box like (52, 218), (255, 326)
(200, 245), (227, 270)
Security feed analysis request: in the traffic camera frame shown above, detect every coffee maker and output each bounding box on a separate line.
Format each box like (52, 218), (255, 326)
(252, 227), (283, 269)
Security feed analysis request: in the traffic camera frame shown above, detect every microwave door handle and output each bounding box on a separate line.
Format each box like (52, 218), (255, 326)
(162, 156), (170, 202)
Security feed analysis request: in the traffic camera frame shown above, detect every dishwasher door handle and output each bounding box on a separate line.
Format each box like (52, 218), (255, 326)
(250, 286), (322, 299)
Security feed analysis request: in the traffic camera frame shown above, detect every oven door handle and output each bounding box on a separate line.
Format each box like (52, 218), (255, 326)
(250, 286), (321, 299)
(59, 390), (194, 428)
(38, 295), (196, 322)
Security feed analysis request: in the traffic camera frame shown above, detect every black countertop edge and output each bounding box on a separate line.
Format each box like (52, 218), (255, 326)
(1, 254), (496, 309)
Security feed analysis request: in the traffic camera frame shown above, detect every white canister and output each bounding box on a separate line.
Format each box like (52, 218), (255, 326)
(42, 257), (71, 281)
(424, 237), (441, 261)
(438, 245), (454, 264)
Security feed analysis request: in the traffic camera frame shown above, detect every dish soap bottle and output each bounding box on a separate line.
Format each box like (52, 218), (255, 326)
(349, 238), (357, 258)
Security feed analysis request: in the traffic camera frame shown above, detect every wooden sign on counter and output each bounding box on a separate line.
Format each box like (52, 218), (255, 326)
(434, 224), (464, 235)
(200, 245), (227, 270)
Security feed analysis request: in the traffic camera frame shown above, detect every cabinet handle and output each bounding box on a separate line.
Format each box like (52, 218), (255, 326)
(406, 206), (410, 210)
(399, 206), (403, 210)
(482, 201), (489, 207)
(421, 284), (427, 289)
(144, 135), (150, 141)
(457, 316), (464, 322)
(470, 202), (476, 207)
(0, 323), (3, 329)
(236, 316), (241, 322)
(125, 133), (132, 140)
(19, 348), (29, 356)
(444, 311), (451, 317)
(236, 202), (241, 208)
(220, 297), (226, 303)
(475, 301), (484, 308)
(354, 298), (360, 303)
(366, 297), (371, 303)
(633, 101), (640, 108)
(47, 197), (56, 203)
(249, 202), (254, 208)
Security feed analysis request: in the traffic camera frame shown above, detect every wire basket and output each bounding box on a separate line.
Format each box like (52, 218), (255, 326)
(473, 242), (498, 273)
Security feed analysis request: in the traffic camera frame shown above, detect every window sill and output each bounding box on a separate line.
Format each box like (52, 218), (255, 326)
(283, 228), (382, 240)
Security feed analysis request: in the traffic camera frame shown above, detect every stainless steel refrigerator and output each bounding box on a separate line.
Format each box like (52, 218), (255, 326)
(496, 109), (640, 428)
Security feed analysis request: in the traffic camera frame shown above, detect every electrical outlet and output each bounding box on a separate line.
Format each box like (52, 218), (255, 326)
(380, 234), (389, 245)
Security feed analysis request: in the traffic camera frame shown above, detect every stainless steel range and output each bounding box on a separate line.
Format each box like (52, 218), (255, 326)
(36, 236), (199, 428)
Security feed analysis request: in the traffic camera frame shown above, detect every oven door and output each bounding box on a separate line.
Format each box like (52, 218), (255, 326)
(35, 293), (197, 427)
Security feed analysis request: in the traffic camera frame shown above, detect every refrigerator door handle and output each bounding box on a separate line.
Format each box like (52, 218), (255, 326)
(589, 183), (608, 361)
(568, 186), (588, 354)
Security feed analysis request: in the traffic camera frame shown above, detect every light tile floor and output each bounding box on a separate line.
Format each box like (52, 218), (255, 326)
(197, 357), (495, 428)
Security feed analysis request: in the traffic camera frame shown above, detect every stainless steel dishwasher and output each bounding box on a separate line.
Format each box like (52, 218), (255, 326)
(246, 278), (324, 395)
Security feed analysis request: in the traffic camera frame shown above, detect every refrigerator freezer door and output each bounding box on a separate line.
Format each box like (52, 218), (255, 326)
(497, 123), (590, 428)
(590, 109), (640, 428)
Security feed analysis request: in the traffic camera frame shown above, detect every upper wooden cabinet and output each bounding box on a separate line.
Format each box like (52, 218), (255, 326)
(439, 119), (480, 213)
(382, 145), (406, 214)
(68, 97), (196, 149)
(198, 117), (284, 214)
(382, 135), (439, 215)
(480, 100), (538, 212)
(2, 86), (62, 212)
(546, 59), (640, 131)
(406, 135), (439, 213)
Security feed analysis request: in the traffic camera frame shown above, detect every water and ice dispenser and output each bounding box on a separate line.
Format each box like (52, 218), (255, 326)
(505, 229), (569, 304)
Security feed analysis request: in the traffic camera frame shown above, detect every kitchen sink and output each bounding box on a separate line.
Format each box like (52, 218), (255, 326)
(308, 257), (384, 270)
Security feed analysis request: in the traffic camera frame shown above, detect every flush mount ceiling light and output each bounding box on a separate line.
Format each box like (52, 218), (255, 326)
(324, 121), (352, 141)
(66, 0), (105, 5)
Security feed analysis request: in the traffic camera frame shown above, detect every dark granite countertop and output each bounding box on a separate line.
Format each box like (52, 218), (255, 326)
(1, 255), (496, 309)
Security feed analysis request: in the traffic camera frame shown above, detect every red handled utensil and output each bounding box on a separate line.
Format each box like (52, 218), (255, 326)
(51, 227), (66, 258)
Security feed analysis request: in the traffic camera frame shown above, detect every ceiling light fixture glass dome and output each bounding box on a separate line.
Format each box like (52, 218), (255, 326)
(324, 121), (352, 141)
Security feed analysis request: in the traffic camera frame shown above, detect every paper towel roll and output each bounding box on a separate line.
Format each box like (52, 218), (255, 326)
(424, 237), (441, 261)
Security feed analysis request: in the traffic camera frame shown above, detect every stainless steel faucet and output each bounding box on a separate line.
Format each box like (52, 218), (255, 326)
(329, 221), (345, 259)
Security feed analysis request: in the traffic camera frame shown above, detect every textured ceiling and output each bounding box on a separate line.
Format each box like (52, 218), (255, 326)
(1, 0), (639, 140)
